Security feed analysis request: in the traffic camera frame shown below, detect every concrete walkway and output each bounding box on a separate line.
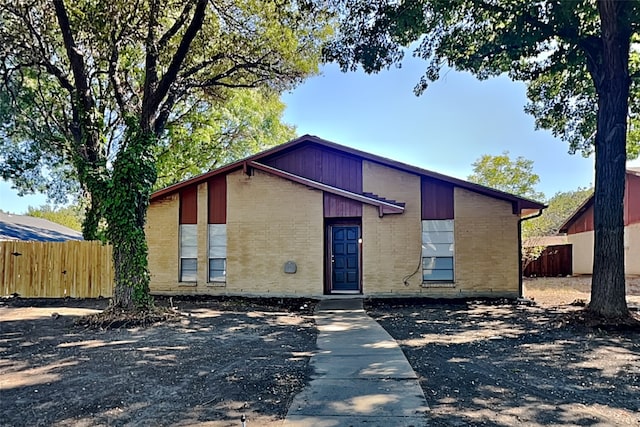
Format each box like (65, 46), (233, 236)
(282, 299), (429, 427)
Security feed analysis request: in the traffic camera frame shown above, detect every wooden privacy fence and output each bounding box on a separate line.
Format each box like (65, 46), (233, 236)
(1, 240), (114, 298)
(524, 244), (573, 278)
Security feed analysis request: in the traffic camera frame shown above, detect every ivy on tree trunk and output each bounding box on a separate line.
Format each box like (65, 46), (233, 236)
(104, 124), (157, 310)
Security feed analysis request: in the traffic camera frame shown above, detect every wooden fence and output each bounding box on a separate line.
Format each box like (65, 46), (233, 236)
(1, 240), (114, 298)
(523, 244), (573, 278)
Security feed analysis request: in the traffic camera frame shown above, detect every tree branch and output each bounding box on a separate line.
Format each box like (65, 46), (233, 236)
(157, 0), (197, 49)
(146, 0), (207, 126)
(52, 0), (95, 121)
(108, 27), (128, 115)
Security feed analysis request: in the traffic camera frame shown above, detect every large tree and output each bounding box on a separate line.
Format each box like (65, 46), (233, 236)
(0, 0), (329, 310)
(325, 0), (640, 318)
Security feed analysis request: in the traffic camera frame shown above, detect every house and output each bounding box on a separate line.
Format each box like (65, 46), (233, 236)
(0, 212), (82, 242)
(146, 135), (545, 298)
(559, 168), (640, 275)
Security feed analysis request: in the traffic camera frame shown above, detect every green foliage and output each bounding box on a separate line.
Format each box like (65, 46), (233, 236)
(328, 0), (637, 317)
(1, 0), (330, 230)
(526, 187), (593, 237)
(325, 0), (640, 158)
(26, 204), (84, 231)
(468, 152), (545, 202)
(103, 124), (157, 310)
(0, 0), (332, 310)
(155, 88), (296, 189)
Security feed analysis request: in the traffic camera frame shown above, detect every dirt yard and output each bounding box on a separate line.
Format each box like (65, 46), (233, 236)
(0, 297), (317, 427)
(2, 277), (640, 427)
(366, 276), (640, 426)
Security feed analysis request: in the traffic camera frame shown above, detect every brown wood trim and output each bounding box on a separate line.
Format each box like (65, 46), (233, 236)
(249, 161), (404, 215)
(207, 174), (226, 224)
(179, 186), (197, 224)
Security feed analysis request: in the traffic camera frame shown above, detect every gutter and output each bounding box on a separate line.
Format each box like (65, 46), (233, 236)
(518, 208), (546, 298)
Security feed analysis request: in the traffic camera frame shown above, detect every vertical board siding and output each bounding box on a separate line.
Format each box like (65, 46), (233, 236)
(208, 174), (227, 224)
(261, 144), (364, 218)
(179, 186), (198, 224)
(0, 241), (113, 298)
(626, 174), (640, 225)
(523, 244), (573, 277)
(263, 145), (363, 187)
(567, 204), (594, 234)
(422, 177), (454, 220)
(324, 194), (362, 217)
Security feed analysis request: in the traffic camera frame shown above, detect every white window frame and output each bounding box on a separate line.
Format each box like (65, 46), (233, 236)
(179, 224), (198, 283)
(208, 224), (227, 285)
(422, 220), (455, 284)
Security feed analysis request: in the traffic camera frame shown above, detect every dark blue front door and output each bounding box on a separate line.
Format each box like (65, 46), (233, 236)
(331, 226), (360, 292)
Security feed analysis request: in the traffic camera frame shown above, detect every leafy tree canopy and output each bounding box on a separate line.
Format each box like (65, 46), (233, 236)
(0, 0), (332, 310)
(468, 151), (545, 202)
(324, 0), (640, 158)
(26, 204), (83, 231)
(531, 187), (593, 236)
(155, 88), (296, 189)
(325, 0), (639, 318)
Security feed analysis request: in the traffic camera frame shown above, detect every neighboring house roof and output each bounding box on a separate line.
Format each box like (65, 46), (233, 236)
(559, 168), (639, 234)
(523, 235), (568, 247)
(151, 134), (546, 215)
(0, 212), (83, 242)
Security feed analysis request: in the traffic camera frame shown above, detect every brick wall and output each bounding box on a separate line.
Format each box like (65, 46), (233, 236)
(450, 187), (520, 297)
(146, 193), (180, 292)
(225, 169), (324, 295)
(361, 160), (423, 294)
(147, 163), (524, 297)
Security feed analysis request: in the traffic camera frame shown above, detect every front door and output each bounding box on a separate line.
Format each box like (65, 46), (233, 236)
(330, 225), (360, 293)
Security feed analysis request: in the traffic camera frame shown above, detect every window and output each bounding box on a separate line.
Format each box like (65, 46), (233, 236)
(179, 224), (197, 282)
(422, 220), (454, 282)
(208, 224), (227, 284)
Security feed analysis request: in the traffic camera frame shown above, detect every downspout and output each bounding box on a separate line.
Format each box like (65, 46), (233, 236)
(518, 207), (545, 298)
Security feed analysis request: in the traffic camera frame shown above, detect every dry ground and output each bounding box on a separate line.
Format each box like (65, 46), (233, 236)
(523, 275), (640, 308)
(0, 297), (316, 427)
(366, 276), (640, 426)
(2, 277), (640, 427)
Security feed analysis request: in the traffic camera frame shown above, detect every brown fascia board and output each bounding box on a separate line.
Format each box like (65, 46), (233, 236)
(150, 134), (547, 214)
(558, 194), (594, 234)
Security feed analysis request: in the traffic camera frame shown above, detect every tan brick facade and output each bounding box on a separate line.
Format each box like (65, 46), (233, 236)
(146, 194), (180, 292)
(361, 160), (422, 294)
(147, 150), (524, 298)
(225, 170), (324, 295)
(450, 187), (520, 297)
(359, 163), (520, 298)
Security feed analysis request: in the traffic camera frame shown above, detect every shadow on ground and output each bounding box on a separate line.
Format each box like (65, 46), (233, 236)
(366, 299), (640, 427)
(0, 297), (317, 427)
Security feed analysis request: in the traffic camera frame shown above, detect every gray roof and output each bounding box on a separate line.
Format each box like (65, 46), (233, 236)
(0, 212), (83, 242)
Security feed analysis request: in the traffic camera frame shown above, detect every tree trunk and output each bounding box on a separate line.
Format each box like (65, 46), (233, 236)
(104, 129), (157, 311)
(81, 196), (102, 241)
(588, 0), (631, 318)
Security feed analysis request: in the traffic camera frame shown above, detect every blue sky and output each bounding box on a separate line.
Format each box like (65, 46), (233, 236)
(2, 56), (638, 214)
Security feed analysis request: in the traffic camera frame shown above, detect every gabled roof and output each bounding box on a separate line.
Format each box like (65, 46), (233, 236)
(558, 168), (638, 234)
(0, 212), (83, 242)
(150, 134), (546, 214)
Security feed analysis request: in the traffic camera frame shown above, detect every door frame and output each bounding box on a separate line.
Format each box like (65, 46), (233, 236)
(324, 218), (362, 295)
